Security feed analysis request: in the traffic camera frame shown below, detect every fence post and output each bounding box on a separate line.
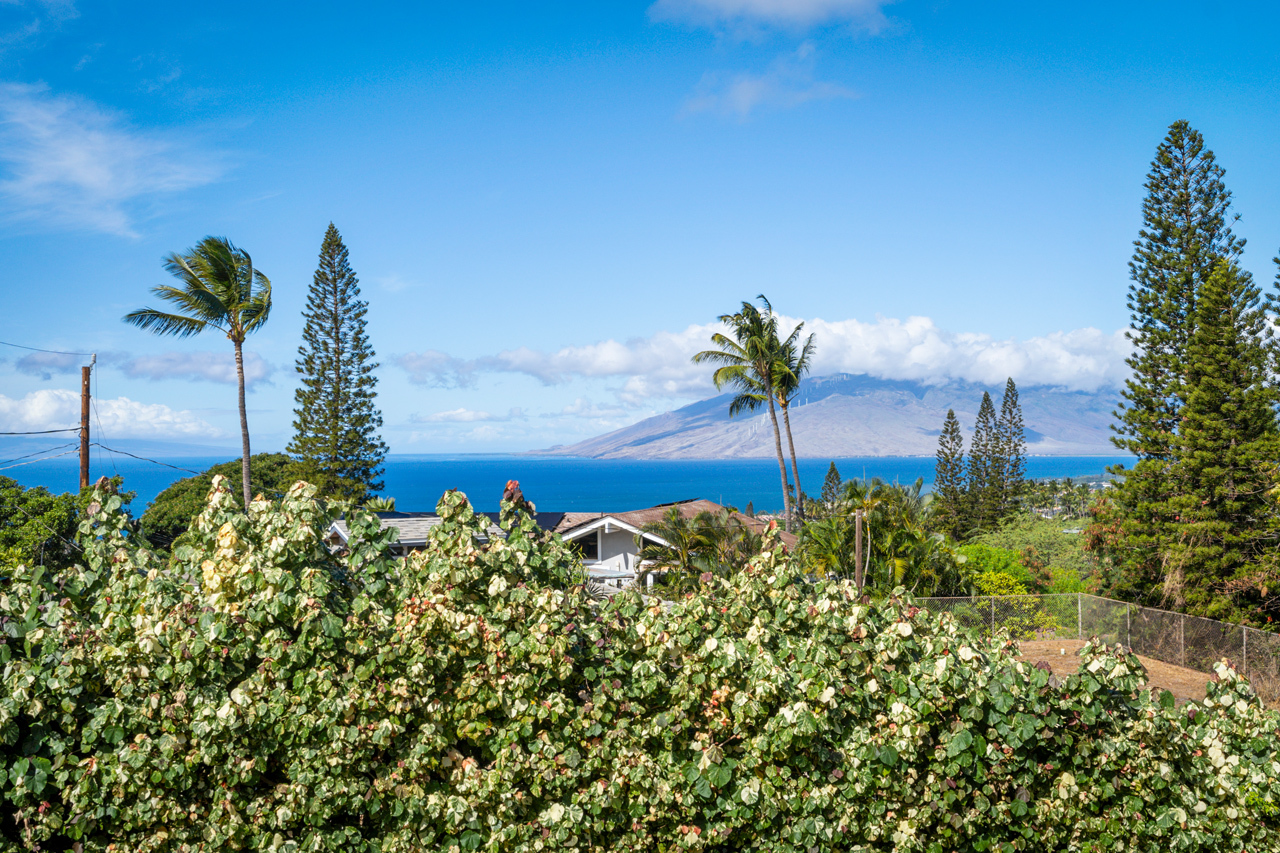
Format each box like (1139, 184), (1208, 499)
(990, 597), (995, 638)
(1243, 627), (1248, 678)
(1179, 615), (1186, 668)
(1126, 604), (1131, 649)
(1077, 594), (1083, 640)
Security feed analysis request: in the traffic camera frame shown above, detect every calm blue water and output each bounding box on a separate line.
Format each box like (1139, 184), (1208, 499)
(4, 453), (1130, 514)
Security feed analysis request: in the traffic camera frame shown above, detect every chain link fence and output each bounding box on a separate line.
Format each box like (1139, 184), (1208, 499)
(916, 592), (1280, 706)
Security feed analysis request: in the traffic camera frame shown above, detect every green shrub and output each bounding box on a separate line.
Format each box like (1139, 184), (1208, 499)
(139, 452), (295, 549)
(4, 477), (1280, 851)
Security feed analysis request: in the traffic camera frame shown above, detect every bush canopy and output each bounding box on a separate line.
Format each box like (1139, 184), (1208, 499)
(3, 478), (1280, 851)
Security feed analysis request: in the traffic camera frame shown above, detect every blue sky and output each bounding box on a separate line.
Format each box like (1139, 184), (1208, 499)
(1, 0), (1278, 453)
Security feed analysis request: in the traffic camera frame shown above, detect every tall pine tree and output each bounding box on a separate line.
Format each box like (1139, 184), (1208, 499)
(1158, 260), (1280, 620)
(288, 224), (388, 502)
(997, 378), (1026, 517)
(932, 409), (967, 540)
(820, 462), (843, 515)
(967, 392), (1001, 534)
(1114, 121), (1244, 463)
(1103, 122), (1247, 603)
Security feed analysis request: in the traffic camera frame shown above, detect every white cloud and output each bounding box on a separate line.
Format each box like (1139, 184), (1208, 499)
(0, 82), (225, 235)
(683, 42), (856, 118)
(797, 315), (1132, 391)
(120, 351), (274, 387)
(413, 407), (524, 424)
(396, 313), (1133, 407)
(551, 398), (631, 419)
(397, 350), (479, 388)
(13, 350), (125, 379)
(651, 0), (895, 31)
(0, 388), (222, 438)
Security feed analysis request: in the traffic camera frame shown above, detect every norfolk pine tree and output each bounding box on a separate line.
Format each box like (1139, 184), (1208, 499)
(1103, 122), (1247, 602)
(997, 378), (1027, 517)
(288, 224), (388, 502)
(1160, 260), (1280, 621)
(966, 392), (1001, 534)
(820, 462), (843, 515)
(932, 409), (967, 541)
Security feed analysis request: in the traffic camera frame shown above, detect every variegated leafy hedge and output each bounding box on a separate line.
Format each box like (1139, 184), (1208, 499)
(3, 477), (1279, 852)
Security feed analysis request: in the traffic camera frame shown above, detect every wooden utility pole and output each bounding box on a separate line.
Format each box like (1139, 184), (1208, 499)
(79, 357), (93, 490)
(854, 508), (864, 597)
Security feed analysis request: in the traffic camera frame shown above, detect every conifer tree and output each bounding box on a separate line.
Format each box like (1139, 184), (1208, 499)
(997, 378), (1026, 516)
(820, 462), (843, 515)
(1114, 121), (1244, 463)
(288, 224), (387, 502)
(967, 392), (1000, 534)
(1155, 260), (1280, 620)
(1103, 122), (1247, 601)
(932, 409), (967, 540)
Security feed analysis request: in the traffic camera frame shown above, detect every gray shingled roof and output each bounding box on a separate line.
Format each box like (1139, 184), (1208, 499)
(327, 512), (503, 549)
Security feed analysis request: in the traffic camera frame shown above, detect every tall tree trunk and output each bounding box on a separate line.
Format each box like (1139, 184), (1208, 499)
(766, 395), (792, 530)
(234, 339), (252, 509)
(780, 397), (803, 523)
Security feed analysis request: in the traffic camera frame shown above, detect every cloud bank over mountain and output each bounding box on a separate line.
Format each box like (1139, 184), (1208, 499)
(398, 314), (1132, 410)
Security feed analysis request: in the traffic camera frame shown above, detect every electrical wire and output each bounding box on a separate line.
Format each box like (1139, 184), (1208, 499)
(0, 427), (80, 436)
(0, 442), (78, 468)
(0, 339), (94, 356)
(90, 443), (203, 476)
(0, 447), (79, 472)
(0, 498), (83, 554)
(91, 368), (119, 479)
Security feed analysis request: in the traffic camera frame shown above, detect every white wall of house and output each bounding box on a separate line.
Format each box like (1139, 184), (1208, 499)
(600, 529), (636, 562)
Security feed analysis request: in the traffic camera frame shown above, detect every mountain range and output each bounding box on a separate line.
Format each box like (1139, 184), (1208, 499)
(536, 373), (1122, 459)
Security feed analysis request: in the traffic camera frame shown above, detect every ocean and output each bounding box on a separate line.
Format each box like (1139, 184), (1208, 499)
(3, 453), (1130, 515)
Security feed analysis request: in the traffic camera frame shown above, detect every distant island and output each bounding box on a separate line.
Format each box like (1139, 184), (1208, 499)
(533, 373), (1120, 459)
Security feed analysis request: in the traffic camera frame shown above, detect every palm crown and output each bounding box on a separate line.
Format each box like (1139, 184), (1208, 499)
(124, 237), (271, 343)
(124, 236), (271, 511)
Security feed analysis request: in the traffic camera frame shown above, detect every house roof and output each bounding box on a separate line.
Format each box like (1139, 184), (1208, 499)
(328, 510), (565, 549)
(555, 499), (797, 548)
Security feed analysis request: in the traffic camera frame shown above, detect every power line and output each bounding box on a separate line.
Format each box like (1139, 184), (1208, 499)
(0, 339), (94, 356)
(0, 442), (78, 468)
(1, 497), (84, 554)
(91, 443), (203, 476)
(0, 427), (80, 436)
(0, 447), (79, 472)
(91, 442), (291, 501)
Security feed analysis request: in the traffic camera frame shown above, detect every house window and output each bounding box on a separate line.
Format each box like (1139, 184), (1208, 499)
(576, 534), (599, 561)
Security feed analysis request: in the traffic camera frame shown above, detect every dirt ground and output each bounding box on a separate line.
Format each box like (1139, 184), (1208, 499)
(1017, 639), (1211, 705)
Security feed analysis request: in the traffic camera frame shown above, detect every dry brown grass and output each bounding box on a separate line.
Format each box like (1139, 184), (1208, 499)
(1017, 639), (1212, 705)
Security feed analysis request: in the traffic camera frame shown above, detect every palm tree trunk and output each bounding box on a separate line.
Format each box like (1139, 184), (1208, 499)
(234, 339), (252, 509)
(766, 395), (792, 530)
(780, 398), (803, 524)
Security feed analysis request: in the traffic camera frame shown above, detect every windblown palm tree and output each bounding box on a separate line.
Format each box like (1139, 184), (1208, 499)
(767, 301), (816, 521)
(693, 298), (794, 528)
(124, 237), (272, 509)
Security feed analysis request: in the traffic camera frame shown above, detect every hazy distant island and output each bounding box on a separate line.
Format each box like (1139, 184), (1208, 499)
(534, 373), (1120, 459)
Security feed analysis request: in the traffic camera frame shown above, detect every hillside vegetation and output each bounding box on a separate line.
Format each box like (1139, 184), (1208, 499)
(3, 479), (1279, 851)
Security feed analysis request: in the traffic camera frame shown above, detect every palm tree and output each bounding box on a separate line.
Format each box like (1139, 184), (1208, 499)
(124, 237), (272, 509)
(766, 299), (816, 521)
(693, 298), (794, 528)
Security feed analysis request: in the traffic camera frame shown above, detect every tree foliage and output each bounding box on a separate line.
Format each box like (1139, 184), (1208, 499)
(997, 378), (1027, 516)
(931, 409), (967, 541)
(1114, 120), (1243, 464)
(0, 476), (79, 570)
(5, 479), (1280, 851)
(1095, 122), (1280, 622)
(139, 453), (296, 549)
(288, 223), (388, 502)
(1153, 260), (1280, 621)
